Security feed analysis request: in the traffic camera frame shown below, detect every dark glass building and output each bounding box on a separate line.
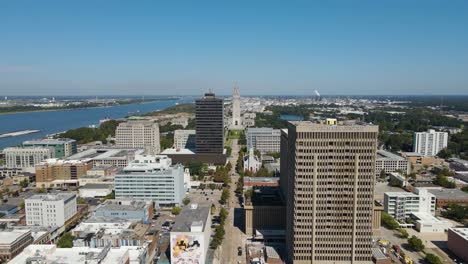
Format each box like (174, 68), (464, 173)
(195, 92), (224, 154)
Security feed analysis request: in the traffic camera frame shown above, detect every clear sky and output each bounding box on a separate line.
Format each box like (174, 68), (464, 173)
(1, 0), (468, 96)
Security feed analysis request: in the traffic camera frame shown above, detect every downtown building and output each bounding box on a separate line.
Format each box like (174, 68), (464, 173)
(115, 120), (161, 154)
(23, 138), (77, 158)
(3, 147), (55, 173)
(195, 92), (224, 154)
(246, 127), (281, 154)
(281, 119), (378, 264)
(173, 129), (196, 150)
(413, 129), (448, 157)
(114, 155), (186, 206)
(25, 192), (77, 227)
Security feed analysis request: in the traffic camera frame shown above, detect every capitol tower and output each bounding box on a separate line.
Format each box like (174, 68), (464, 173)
(229, 82), (244, 130)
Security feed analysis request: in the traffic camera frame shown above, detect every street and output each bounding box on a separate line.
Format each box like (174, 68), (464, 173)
(219, 138), (247, 264)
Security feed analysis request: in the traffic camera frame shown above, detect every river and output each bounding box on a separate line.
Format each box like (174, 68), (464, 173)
(0, 98), (194, 149)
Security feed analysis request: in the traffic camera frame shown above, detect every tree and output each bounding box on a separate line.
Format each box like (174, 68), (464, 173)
(220, 188), (230, 205)
(397, 228), (409, 238)
(219, 208), (228, 225)
(57, 232), (75, 248)
(37, 187), (46, 193)
(425, 253), (442, 264)
(462, 186), (468, 193)
(408, 235), (424, 252)
(171, 206), (182, 216)
(381, 212), (399, 230)
(19, 179), (29, 188)
(442, 203), (468, 222)
(182, 197), (191, 206)
(77, 197), (87, 204)
(102, 191), (115, 201)
(379, 169), (386, 179)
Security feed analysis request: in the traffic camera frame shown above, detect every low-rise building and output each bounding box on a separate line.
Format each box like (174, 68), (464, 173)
(384, 190), (436, 222)
(411, 212), (452, 233)
(376, 150), (409, 176)
(0, 229), (33, 262)
(170, 204), (211, 264)
(0, 204), (19, 215)
(115, 155), (186, 206)
(243, 148), (262, 173)
(427, 189), (468, 207)
(448, 228), (468, 263)
(9, 244), (150, 264)
(25, 192), (77, 227)
(244, 187), (286, 237)
(23, 138), (77, 158)
(79, 183), (113, 198)
(67, 147), (144, 167)
(402, 152), (448, 172)
(72, 218), (153, 248)
(94, 200), (153, 224)
(243, 177), (279, 188)
(35, 158), (93, 188)
(170, 117), (189, 128)
(389, 172), (408, 187)
(0, 167), (22, 177)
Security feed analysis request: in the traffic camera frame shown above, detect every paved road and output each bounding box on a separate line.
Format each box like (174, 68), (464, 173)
(220, 138), (247, 264)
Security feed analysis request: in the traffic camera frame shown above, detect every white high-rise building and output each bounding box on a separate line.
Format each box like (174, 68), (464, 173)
(115, 120), (160, 154)
(114, 155), (186, 206)
(173, 129), (196, 150)
(413, 129), (448, 156)
(25, 193), (77, 227)
(4, 147), (55, 173)
(229, 83), (243, 129)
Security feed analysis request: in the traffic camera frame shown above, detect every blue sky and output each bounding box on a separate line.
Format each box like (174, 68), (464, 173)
(1, 1), (468, 96)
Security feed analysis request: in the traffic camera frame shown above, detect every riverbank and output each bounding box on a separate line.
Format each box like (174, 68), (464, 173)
(0, 98), (173, 115)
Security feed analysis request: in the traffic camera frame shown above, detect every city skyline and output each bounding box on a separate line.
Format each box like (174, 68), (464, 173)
(1, 1), (468, 96)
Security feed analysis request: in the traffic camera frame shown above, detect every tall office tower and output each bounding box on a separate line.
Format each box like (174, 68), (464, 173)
(230, 83), (243, 129)
(115, 120), (161, 154)
(195, 92), (224, 154)
(413, 129), (448, 157)
(283, 119), (378, 264)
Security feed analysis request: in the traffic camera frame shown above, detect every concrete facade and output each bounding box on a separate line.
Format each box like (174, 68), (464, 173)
(173, 129), (196, 150)
(246, 127), (281, 154)
(115, 120), (161, 154)
(283, 121), (378, 264)
(23, 138), (77, 159)
(114, 155), (185, 206)
(4, 147), (55, 173)
(413, 129), (448, 157)
(448, 228), (468, 262)
(25, 193), (77, 227)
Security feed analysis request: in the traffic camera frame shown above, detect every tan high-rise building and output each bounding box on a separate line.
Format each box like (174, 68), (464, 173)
(115, 120), (161, 154)
(282, 120), (378, 264)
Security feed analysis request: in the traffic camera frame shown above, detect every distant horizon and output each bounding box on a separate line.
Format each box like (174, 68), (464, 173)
(1, 1), (467, 96)
(2, 93), (468, 97)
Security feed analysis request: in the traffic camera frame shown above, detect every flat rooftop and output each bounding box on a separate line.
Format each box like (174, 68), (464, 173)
(0, 229), (30, 244)
(23, 138), (74, 144)
(377, 150), (405, 161)
(96, 200), (148, 212)
(250, 187), (284, 206)
(428, 189), (468, 200)
(81, 183), (113, 189)
(171, 205), (210, 232)
(384, 192), (418, 197)
(450, 228), (468, 240)
(27, 192), (76, 202)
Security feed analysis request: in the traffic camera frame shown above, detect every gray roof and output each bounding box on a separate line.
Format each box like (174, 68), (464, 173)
(0, 204), (17, 211)
(428, 189), (468, 200)
(171, 205), (210, 232)
(81, 183), (113, 189)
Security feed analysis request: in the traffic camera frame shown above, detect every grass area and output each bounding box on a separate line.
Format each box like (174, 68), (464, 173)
(228, 130), (243, 139)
